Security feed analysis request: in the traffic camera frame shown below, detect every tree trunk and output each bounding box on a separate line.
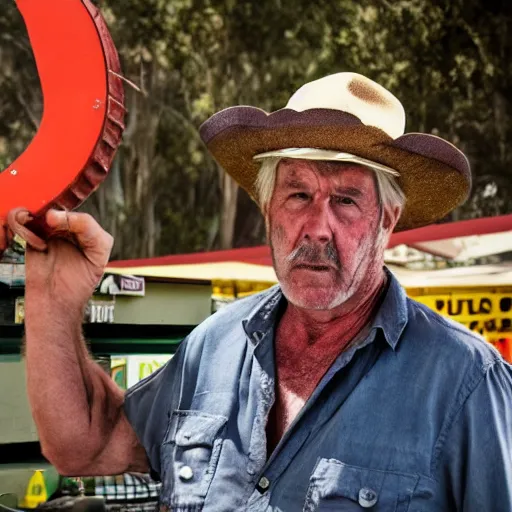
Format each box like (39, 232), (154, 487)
(219, 170), (238, 249)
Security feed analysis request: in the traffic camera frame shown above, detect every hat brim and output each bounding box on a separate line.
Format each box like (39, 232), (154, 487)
(200, 107), (471, 231)
(253, 148), (400, 177)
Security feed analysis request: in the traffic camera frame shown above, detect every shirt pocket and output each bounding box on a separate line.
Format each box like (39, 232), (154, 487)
(303, 458), (419, 512)
(160, 410), (228, 511)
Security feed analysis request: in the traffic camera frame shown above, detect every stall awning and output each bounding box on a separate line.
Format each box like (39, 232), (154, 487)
(107, 215), (512, 286)
(108, 261), (277, 283)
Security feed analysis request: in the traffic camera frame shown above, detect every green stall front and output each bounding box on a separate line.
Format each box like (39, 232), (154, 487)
(0, 263), (213, 508)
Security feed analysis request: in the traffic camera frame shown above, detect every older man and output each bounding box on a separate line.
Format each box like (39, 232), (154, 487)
(16, 73), (512, 511)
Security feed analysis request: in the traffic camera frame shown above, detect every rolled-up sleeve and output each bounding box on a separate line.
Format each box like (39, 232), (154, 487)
(123, 338), (188, 478)
(438, 359), (512, 511)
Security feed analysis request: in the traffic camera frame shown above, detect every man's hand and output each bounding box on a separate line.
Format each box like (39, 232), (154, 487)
(24, 210), (113, 309)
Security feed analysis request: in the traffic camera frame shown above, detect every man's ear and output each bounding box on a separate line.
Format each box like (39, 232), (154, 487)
(382, 205), (401, 233)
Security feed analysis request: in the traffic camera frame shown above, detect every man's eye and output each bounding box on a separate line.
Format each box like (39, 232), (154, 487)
(291, 192), (310, 200)
(332, 196), (355, 205)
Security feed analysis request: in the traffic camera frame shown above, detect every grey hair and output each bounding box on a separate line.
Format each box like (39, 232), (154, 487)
(255, 157), (406, 219)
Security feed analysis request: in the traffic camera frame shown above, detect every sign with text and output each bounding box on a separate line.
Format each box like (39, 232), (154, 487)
(98, 273), (145, 296)
(416, 293), (512, 343)
(15, 297), (115, 324)
(111, 355), (173, 389)
(84, 299), (115, 323)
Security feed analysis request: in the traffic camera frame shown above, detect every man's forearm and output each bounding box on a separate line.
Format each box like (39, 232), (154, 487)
(24, 291), (124, 473)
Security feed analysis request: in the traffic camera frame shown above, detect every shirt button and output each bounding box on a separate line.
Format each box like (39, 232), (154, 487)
(178, 465), (194, 481)
(258, 476), (270, 490)
(358, 487), (378, 508)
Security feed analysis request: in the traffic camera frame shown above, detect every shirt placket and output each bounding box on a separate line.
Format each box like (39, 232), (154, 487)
(247, 331), (382, 511)
(244, 328), (277, 510)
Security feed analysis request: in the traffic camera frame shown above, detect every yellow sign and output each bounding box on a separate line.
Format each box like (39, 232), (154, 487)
(20, 470), (48, 509)
(416, 293), (512, 343)
(139, 358), (169, 380)
(15, 296), (25, 324)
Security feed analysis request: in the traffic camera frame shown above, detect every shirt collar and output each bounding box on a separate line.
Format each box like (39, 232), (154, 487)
(242, 285), (283, 346)
(371, 267), (409, 350)
(242, 267), (409, 351)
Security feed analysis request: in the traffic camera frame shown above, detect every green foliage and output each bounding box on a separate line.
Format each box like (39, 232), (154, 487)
(1, 0), (511, 258)
(0, 3), (42, 164)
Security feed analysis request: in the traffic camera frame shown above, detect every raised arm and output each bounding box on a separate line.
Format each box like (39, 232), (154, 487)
(22, 210), (148, 476)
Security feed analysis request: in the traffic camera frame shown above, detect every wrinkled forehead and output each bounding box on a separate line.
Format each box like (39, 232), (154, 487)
(276, 158), (377, 187)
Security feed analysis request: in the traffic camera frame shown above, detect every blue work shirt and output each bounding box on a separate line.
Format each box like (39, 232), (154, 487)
(124, 269), (512, 511)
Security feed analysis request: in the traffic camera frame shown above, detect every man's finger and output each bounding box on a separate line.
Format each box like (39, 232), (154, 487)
(45, 210), (113, 264)
(45, 209), (70, 231)
(46, 210), (108, 245)
(6, 208), (47, 251)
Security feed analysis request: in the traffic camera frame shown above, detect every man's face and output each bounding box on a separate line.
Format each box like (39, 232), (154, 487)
(268, 159), (388, 310)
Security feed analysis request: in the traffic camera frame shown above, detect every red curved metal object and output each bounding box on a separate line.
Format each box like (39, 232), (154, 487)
(2, 0), (125, 241)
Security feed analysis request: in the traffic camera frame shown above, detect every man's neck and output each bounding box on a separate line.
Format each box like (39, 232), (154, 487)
(266, 270), (389, 452)
(280, 270), (388, 345)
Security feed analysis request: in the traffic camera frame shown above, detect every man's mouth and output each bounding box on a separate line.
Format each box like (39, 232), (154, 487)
(293, 263), (333, 272)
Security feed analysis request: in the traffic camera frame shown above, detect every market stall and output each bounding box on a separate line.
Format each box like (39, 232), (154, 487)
(0, 266), (213, 506)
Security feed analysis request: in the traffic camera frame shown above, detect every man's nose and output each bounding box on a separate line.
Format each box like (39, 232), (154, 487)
(303, 202), (332, 244)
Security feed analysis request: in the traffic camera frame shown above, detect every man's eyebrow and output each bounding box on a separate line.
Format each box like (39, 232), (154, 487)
(283, 178), (308, 189)
(333, 186), (364, 197)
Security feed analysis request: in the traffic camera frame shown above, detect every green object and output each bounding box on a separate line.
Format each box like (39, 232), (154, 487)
(42, 467), (60, 500)
(0, 493), (18, 508)
(0, 324), (191, 356)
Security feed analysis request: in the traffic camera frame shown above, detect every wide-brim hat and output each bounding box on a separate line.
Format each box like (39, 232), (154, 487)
(199, 72), (471, 231)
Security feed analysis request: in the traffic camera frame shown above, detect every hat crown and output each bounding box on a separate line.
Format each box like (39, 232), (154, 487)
(286, 72), (406, 139)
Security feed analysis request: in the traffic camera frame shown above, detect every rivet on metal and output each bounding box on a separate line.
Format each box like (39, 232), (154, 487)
(10, 169), (17, 175)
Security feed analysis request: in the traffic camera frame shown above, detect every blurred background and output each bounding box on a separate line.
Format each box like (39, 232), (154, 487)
(1, 0), (511, 260)
(2, 1), (512, 509)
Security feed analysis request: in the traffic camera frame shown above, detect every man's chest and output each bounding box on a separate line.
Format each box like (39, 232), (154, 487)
(157, 338), (446, 511)
(266, 331), (349, 448)
(266, 383), (306, 454)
